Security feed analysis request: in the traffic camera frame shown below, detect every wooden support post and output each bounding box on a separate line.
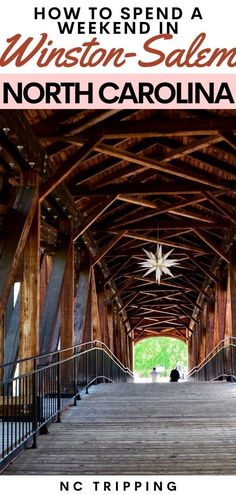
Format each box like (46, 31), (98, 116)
(74, 254), (91, 345)
(229, 250), (236, 338)
(0, 318), (4, 381)
(40, 236), (70, 355)
(205, 291), (215, 355)
(4, 297), (20, 381)
(40, 255), (53, 317)
(82, 280), (92, 343)
(61, 239), (74, 353)
(0, 185), (39, 322)
(19, 205), (40, 375)
(225, 248), (236, 339)
(103, 289), (111, 348)
(97, 277), (108, 344)
(120, 319), (126, 366)
(91, 268), (101, 342)
(113, 304), (119, 359)
(107, 293), (114, 353)
(60, 239), (75, 392)
(129, 335), (134, 370)
(213, 275), (227, 347)
(198, 309), (206, 364)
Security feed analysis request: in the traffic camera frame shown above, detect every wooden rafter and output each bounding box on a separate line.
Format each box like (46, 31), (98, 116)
(92, 231), (127, 266)
(127, 317), (145, 335)
(122, 232), (205, 254)
(73, 183), (223, 197)
(204, 192), (236, 225)
(193, 228), (230, 263)
(52, 117), (236, 139)
(73, 197), (117, 241)
(187, 254), (218, 284)
(95, 144), (224, 188)
(39, 138), (100, 201)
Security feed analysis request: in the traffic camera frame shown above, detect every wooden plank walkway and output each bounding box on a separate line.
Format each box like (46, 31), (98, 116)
(3, 382), (236, 475)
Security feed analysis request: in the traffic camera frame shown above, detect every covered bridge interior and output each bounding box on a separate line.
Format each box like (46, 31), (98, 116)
(0, 109), (236, 473)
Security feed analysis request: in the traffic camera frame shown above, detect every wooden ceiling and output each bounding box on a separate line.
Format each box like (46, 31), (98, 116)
(1, 109), (236, 343)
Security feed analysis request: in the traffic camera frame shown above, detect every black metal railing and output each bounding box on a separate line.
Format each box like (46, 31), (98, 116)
(0, 341), (133, 470)
(188, 336), (236, 381)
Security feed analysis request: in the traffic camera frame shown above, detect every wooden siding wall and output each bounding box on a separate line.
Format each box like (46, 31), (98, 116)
(0, 238), (132, 373)
(188, 252), (236, 370)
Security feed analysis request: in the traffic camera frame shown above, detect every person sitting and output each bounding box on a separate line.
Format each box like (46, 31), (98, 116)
(150, 367), (158, 383)
(170, 367), (180, 382)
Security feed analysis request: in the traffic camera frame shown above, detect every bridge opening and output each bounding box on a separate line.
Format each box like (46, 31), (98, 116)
(134, 336), (188, 382)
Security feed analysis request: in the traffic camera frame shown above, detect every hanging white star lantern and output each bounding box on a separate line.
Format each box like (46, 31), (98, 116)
(139, 244), (179, 285)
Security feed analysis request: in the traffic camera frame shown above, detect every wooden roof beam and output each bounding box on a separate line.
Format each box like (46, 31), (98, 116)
(118, 195), (159, 209)
(119, 293), (139, 313)
(123, 232), (206, 254)
(101, 220), (224, 232)
(35, 110), (120, 137)
(39, 138), (101, 201)
(187, 253), (218, 284)
(111, 194), (225, 229)
(76, 117), (236, 138)
(193, 228), (230, 263)
(181, 275), (208, 298)
(179, 305), (198, 324)
(64, 134), (229, 193)
(204, 192), (236, 225)
(92, 231), (127, 267)
(95, 144), (224, 189)
(175, 317), (193, 334)
(73, 183), (224, 197)
(220, 132), (236, 151)
(115, 277), (135, 298)
(180, 291), (202, 311)
(104, 257), (131, 285)
(73, 197), (117, 241)
(126, 317), (145, 335)
(131, 277), (197, 291)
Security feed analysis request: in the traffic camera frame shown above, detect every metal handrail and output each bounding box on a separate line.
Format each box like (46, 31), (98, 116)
(188, 336), (236, 381)
(0, 339), (130, 373)
(0, 341), (133, 471)
(188, 336), (236, 377)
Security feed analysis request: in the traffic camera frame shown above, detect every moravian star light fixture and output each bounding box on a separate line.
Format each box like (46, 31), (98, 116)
(139, 244), (179, 285)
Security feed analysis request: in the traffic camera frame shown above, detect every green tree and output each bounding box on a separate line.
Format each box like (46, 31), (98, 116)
(134, 337), (188, 377)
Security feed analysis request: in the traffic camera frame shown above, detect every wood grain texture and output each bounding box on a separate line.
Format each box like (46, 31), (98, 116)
(4, 382), (236, 475)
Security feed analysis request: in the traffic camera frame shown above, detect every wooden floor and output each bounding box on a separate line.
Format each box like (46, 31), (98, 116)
(3, 382), (236, 475)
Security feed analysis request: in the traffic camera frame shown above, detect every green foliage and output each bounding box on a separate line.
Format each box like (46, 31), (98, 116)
(134, 337), (188, 377)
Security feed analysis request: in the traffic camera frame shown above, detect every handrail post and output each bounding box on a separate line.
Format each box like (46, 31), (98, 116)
(56, 352), (61, 423)
(95, 345), (98, 385)
(32, 358), (37, 448)
(102, 348), (105, 382)
(86, 344), (88, 386)
(73, 351), (77, 405)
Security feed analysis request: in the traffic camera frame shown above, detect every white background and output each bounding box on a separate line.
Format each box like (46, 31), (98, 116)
(1, 475), (236, 495)
(0, 0), (235, 73)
